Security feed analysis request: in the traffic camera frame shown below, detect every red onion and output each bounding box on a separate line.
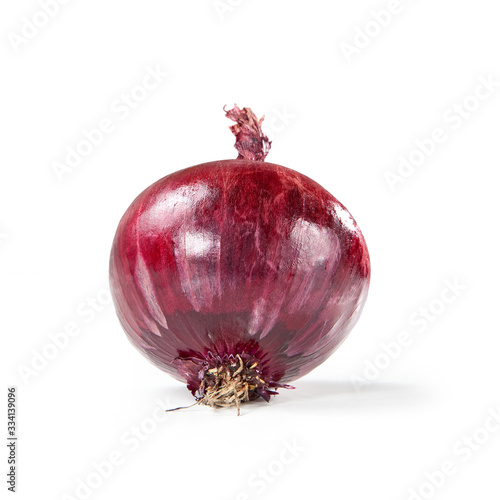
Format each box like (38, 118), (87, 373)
(110, 106), (370, 411)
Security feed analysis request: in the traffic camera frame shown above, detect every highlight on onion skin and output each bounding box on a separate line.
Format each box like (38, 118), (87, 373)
(109, 105), (370, 412)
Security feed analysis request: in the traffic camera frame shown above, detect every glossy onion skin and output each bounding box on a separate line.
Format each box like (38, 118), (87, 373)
(110, 160), (370, 392)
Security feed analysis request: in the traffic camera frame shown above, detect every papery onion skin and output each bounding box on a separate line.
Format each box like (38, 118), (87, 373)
(110, 159), (370, 401)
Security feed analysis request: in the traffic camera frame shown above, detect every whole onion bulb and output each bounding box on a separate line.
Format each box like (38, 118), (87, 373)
(110, 106), (370, 412)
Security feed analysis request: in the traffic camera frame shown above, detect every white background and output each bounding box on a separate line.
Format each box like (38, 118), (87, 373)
(1, 1), (500, 499)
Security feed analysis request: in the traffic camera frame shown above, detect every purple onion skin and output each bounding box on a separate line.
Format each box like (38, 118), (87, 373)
(110, 159), (370, 397)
